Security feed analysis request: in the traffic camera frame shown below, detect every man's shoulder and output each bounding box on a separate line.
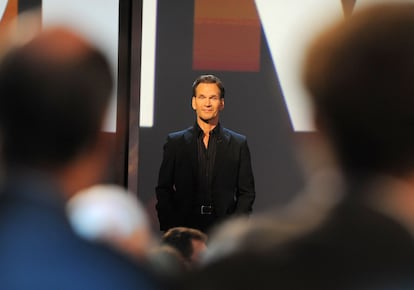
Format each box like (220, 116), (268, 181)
(168, 126), (193, 139)
(221, 127), (247, 142)
(166, 126), (248, 143)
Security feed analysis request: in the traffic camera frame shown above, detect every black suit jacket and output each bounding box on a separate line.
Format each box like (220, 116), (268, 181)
(156, 125), (255, 231)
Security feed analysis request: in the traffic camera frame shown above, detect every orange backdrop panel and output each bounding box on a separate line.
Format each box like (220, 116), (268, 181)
(193, 0), (261, 72)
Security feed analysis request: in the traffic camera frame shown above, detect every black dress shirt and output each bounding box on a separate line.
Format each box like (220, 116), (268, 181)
(195, 123), (219, 206)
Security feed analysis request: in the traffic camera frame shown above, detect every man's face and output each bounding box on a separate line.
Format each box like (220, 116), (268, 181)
(192, 83), (224, 124)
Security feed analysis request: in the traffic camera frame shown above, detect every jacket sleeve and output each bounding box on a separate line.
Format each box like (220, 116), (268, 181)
(234, 139), (255, 214)
(155, 135), (178, 231)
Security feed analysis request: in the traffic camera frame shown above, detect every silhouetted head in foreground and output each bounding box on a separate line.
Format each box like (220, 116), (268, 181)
(304, 3), (414, 180)
(0, 27), (112, 172)
(161, 227), (207, 265)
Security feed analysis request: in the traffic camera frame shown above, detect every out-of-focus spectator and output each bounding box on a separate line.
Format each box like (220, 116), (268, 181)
(0, 26), (160, 289)
(67, 184), (154, 259)
(161, 227), (207, 267)
(148, 245), (190, 280)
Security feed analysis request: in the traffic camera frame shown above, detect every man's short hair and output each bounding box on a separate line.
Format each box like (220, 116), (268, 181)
(161, 227), (207, 261)
(0, 27), (112, 169)
(303, 3), (414, 177)
(192, 74), (225, 98)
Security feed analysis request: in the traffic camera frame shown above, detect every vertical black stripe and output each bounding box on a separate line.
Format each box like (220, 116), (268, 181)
(18, 0), (42, 14)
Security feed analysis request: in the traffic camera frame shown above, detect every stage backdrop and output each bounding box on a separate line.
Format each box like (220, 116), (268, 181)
(0, 0), (398, 230)
(135, 0), (389, 228)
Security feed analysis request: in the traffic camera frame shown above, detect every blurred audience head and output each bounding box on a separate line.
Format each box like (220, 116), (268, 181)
(67, 184), (154, 259)
(148, 245), (190, 279)
(304, 2), (414, 180)
(161, 227), (207, 266)
(0, 26), (112, 172)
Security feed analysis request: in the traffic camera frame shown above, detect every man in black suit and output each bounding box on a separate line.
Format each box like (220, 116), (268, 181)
(0, 27), (160, 289)
(156, 74), (255, 232)
(184, 3), (414, 290)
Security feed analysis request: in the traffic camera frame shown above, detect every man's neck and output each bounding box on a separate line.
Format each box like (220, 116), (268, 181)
(197, 118), (218, 135)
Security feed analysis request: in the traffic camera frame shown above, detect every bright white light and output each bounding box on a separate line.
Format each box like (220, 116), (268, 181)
(139, 0), (157, 127)
(42, 0), (119, 132)
(255, 0), (343, 131)
(0, 0), (8, 20)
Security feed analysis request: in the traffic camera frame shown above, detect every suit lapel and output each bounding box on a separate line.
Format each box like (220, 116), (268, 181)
(184, 126), (198, 174)
(213, 126), (231, 180)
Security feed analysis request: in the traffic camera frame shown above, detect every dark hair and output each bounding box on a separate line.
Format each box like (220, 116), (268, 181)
(148, 245), (190, 275)
(0, 27), (113, 169)
(192, 74), (225, 98)
(161, 227), (207, 261)
(304, 3), (414, 178)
